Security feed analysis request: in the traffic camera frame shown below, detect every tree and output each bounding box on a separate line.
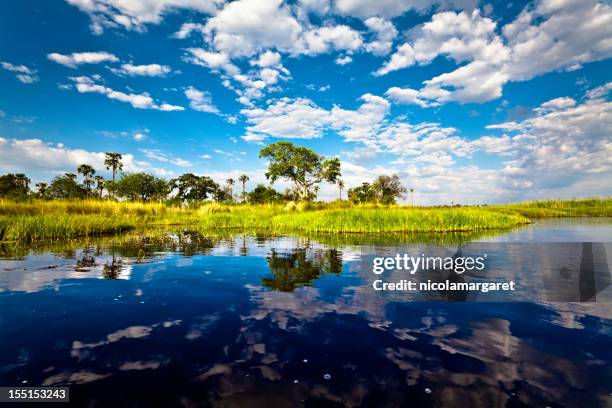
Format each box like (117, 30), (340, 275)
(214, 187), (232, 202)
(338, 179), (345, 200)
(226, 178), (235, 201)
(239, 174), (249, 203)
(0, 173), (30, 199)
(372, 174), (407, 204)
(259, 141), (341, 201)
(409, 188), (415, 206)
(94, 176), (105, 198)
(113, 172), (170, 201)
(35, 182), (48, 199)
(77, 164), (95, 195)
(104, 152), (123, 183)
(247, 184), (283, 204)
(172, 173), (218, 201)
(48, 173), (85, 199)
(348, 183), (375, 204)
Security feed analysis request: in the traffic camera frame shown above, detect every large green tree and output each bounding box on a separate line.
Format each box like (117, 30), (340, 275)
(259, 141), (341, 201)
(172, 173), (218, 201)
(372, 174), (407, 204)
(348, 182), (375, 204)
(48, 173), (85, 199)
(247, 184), (282, 204)
(113, 173), (170, 201)
(0, 173), (30, 199)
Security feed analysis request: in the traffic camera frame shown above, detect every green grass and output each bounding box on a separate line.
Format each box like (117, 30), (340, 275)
(494, 198), (612, 218)
(0, 198), (609, 243)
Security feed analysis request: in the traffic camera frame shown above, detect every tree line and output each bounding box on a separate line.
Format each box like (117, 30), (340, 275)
(0, 141), (411, 204)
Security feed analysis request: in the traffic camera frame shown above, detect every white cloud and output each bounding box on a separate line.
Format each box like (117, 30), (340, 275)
(303, 25), (363, 55)
(380, 1), (612, 105)
(481, 89), (612, 194)
(385, 86), (429, 107)
(66, 0), (221, 34)
(502, 0), (612, 81)
(140, 148), (193, 168)
(586, 82), (612, 100)
(172, 22), (205, 39)
(1, 62), (39, 84)
(69, 76), (184, 111)
(114, 63), (171, 76)
(0, 137), (172, 179)
(202, 0), (302, 58)
(534, 96), (576, 113)
(184, 86), (220, 114)
(250, 51), (282, 68)
(133, 133), (147, 142)
(364, 17), (398, 55)
(184, 48), (239, 75)
(335, 55), (353, 65)
(241, 97), (331, 140)
(47, 51), (119, 68)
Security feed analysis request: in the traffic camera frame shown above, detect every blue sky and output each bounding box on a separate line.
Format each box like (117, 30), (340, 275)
(0, 0), (610, 204)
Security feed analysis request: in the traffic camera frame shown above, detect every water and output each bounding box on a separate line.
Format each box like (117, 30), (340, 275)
(0, 219), (611, 407)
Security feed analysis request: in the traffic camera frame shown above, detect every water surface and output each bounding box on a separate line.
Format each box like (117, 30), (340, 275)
(0, 219), (611, 407)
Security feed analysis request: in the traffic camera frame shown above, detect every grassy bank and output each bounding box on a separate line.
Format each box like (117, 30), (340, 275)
(0, 198), (609, 243)
(495, 198), (612, 218)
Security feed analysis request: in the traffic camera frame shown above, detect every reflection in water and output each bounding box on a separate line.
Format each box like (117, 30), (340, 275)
(102, 254), (122, 280)
(263, 248), (343, 291)
(0, 221), (610, 407)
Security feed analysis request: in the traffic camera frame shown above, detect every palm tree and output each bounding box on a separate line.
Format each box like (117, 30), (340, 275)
(77, 164), (95, 195)
(104, 152), (123, 198)
(338, 179), (344, 200)
(104, 152), (123, 183)
(238, 174), (249, 203)
(226, 178), (235, 200)
(410, 188), (415, 206)
(94, 176), (105, 198)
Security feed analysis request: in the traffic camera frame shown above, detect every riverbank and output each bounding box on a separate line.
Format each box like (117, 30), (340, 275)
(0, 198), (609, 243)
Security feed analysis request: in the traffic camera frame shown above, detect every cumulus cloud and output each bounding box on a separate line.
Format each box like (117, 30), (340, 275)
(1, 61), (39, 83)
(65, 0), (221, 34)
(202, 0), (302, 58)
(334, 0), (477, 18)
(0, 137), (172, 180)
(302, 25), (363, 55)
(69, 76), (184, 111)
(47, 51), (119, 68)
(364, 17), (398, 55)
(113, 63), (171, 76)
(502, 0), (612, 81)
(184, 86), (220, 114)
(380, 1), (612, 105)
(335, 55), (353, 65)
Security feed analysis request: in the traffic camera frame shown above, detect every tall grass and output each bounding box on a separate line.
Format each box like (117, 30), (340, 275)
(0, 198), (609, 243)
(494, 198), (612, 218)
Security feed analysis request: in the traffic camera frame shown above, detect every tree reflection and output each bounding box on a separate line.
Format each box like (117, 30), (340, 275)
(103, 253), (122, 279)
(262, 248), (342, 292)
(75, 248), (96, 271)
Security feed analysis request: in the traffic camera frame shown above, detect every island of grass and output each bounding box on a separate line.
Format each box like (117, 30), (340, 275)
(0, 198), (610, 243)
(1, 142), (610, 243)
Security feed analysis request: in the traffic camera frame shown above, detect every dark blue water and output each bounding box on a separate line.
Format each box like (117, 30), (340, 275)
(0, 220), (611, 407)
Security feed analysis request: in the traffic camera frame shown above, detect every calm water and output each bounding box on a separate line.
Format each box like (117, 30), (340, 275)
(0, 219), (611, 407)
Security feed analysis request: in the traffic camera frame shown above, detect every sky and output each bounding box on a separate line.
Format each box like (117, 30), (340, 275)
(0, 0), (610, 205)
